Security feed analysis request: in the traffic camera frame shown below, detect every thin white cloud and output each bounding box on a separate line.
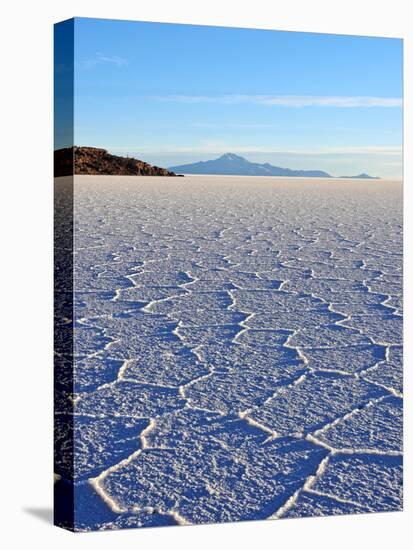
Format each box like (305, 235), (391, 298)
(108, 144), (402, 156)
(80, 52), (129, 69)
(192, 122), (273, 129)
(96, 53), (128, 66)
(154, 94), (402, 108)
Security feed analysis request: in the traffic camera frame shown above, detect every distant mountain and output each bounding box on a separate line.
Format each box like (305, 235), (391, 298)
(169, 153), (331, 177)
(169, 153), (379, 179)
(54, 147), (179, 177)
(339, 173), (380, 180)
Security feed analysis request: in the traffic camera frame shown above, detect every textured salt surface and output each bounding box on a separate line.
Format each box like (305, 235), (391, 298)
(55, 176), (403, 531)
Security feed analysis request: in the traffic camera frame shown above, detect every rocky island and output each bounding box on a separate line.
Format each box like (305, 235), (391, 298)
(54, 146), (179, 177)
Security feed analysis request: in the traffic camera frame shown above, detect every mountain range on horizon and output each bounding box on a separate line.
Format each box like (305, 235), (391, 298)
(169, 153), (380, 179)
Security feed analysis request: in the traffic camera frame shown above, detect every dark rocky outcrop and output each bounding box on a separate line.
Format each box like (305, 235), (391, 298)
(54, 147), (179, 177)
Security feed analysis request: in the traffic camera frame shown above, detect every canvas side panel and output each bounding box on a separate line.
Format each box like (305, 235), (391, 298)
(53, 18), (75, 532)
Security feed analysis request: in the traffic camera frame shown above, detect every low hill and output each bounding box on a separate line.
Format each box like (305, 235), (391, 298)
(339, 173), (380, 180)
(54, 147), (179, 177)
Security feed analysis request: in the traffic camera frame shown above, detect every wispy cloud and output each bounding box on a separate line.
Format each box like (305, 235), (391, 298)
(153, 94), (402, 108)
(108, 144), (402, 156)
(192, 122), (273, 129)
(80, 52), (129, 69)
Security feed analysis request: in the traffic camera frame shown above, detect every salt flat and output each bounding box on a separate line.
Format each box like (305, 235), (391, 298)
(55, 175), (403, 530)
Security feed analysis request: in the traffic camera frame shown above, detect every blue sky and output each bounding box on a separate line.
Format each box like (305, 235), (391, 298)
(70, 18), (403, 177)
